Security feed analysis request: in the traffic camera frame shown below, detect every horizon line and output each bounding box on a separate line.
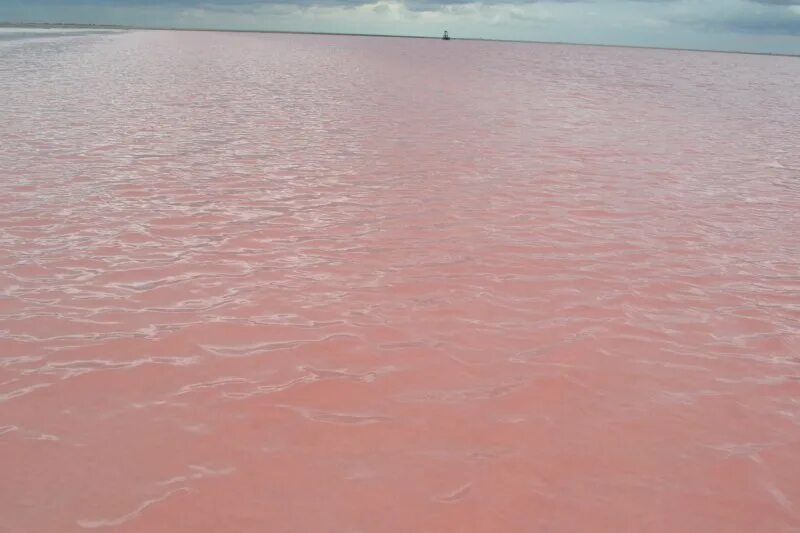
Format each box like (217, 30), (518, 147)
(1, 21), (798, 58)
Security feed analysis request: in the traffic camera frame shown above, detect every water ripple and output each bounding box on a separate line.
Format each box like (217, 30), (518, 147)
(1, 29), (799, 532)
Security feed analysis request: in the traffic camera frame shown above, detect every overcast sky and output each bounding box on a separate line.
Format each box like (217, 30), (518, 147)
(1, 0), (799, 54)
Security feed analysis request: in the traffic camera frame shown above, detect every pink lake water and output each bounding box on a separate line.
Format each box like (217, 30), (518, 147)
(1, 29), (800, 532)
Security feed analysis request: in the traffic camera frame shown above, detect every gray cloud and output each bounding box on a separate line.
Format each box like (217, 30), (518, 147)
(716, 11), (800, 35)
(667, 1), (800, 36)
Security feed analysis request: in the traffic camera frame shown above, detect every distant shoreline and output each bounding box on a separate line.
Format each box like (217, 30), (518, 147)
(2, 21), (798, 58)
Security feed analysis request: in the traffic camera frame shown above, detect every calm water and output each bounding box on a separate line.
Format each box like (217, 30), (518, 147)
(1, 29), (800, 532)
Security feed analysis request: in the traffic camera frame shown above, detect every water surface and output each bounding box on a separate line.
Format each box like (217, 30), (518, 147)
(1, 29), (800, 532)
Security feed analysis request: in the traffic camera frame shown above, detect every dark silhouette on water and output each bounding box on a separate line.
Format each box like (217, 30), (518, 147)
(442, 30), (450, 40)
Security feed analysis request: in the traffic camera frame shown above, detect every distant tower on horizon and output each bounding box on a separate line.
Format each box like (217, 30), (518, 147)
(442, 30), (450, 40)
